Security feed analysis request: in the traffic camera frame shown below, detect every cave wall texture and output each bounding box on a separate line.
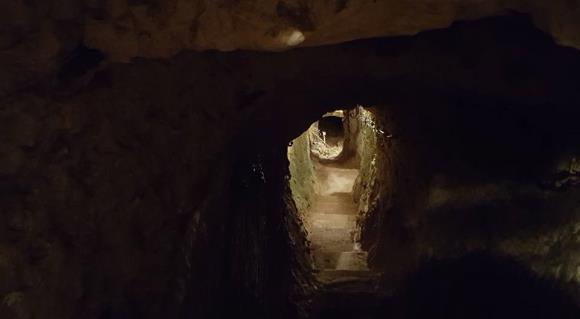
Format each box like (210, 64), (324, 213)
(288, 128), (316, 216)
(3, 0), (580, 97)
(354, 105), (425, 279)
(2, 8), (580, 318)
(0, 51), (318, 317)
(358, 93), (580, 298)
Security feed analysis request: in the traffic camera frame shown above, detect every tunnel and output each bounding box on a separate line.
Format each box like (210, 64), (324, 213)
(3, 4), (580, 319)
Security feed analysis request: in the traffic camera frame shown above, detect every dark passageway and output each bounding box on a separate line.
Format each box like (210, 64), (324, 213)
(3, 3), (580, 318)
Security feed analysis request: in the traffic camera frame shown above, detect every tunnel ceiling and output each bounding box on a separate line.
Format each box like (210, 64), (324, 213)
(4, 1), (580, 59)
(53, 1), (580, 58)
(2, 1), (580, 96)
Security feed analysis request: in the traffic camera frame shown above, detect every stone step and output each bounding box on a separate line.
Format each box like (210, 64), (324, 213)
(312, 251), (350, 270)
(335, 251), (369, 271)
(310, 206), (358, 215)
(310, 236), (354, 255)
(310, 197), (358, 215)
(310, 238), (353, 252)
(312, 193), (357, 203)
(317, 270), (381, 285)
(308, 213), (356, 229)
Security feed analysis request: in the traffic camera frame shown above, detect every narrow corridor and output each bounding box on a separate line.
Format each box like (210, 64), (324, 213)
(307, 162), (366, 272)
(307, 161), (385, 318)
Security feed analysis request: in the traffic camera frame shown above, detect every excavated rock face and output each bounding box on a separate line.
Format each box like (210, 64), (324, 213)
(359, 94), (580, 280)
(2, 13), (580, 318)
(2, 0), (580, 96)
(394, 253), (580, 318)
(288, 129), (317, 215)
(3, 0), (580, 57)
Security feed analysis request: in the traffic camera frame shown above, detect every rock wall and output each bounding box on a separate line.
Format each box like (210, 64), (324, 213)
(288, 130), (316, 215)
(2, 14), (580, 317)
(0, 56), (315, 318)
(393, 252), (580, 318)
(353, 106), (425, 278)
(358, 95), (580, 296)
(3, 0), (580, 58)
(0, 84), (234, 318)
(220, 146), (314, 318)
(2, 1), (580, 99)
(352, 107), (382, 243)
(335, 108), (359, 164)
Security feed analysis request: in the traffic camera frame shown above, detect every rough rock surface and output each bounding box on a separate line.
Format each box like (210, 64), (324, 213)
(17, 1), (580, 58)
(356, 97), (580, 295)
(288, 129), (316, 215)
(2, 15), (580, 318)
(2, 0), (580, 96)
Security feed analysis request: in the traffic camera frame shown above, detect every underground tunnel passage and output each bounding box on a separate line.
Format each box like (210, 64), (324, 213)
(4, 5), (580, 319)
(288, 108), (371, 272)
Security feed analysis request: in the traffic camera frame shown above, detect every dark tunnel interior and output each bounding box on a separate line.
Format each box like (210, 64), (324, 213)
(2, 5), (580, 319)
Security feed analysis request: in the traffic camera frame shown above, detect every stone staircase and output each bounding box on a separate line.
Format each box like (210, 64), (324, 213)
(306, 165), (385, 318)
(308, 192), (365, 270)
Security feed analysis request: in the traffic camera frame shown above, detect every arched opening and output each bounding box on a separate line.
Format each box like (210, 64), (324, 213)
(311, 113), (346, 161)
(288, 107), (374, 274)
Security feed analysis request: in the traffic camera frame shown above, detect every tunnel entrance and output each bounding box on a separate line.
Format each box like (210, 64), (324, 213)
(287, 107), (382, 282)
(309, 111), (347, 161)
